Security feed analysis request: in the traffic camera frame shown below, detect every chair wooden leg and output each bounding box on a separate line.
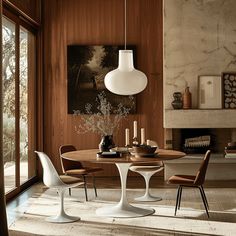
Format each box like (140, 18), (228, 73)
(200, 185), (209, 209)
(178, 186), (182, 210)
(198, 187), (209, 218)
(175, 186), (181, 216)
(92, 175), (98, 197)
(83, 175), (88, 201)
(69, 188), (71, 196)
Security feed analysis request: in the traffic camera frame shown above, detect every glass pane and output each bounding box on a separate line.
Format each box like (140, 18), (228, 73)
(2, 17), (16, 193)
(19, 26), (36, 184)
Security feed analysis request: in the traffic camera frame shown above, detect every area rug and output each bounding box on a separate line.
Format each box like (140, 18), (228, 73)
(9, 187), (236, 236)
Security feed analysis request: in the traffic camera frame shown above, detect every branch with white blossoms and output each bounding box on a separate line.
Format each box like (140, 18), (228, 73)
(73, 91), (134, 136)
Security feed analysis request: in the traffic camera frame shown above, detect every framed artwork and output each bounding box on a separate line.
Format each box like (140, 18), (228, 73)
(67, 45), (137, 114)
(222, 72), (236, 109)
(198, 75), (222, 109)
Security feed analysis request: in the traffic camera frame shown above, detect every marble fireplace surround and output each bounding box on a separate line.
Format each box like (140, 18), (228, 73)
(163, 0), (236, 180)
(164, 0), (236, 111)
(163, 0), (236, 136)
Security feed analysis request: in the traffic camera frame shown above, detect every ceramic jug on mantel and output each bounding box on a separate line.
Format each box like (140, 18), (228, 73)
(183, 86), (192, 109)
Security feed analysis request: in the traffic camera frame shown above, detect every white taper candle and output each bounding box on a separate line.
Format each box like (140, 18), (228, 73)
(125, 128), (130, 146)
(133, 121), (137, 138)
(141, 128), (145, 144)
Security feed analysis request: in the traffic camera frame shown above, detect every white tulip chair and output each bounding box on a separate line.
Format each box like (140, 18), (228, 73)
(35, 151), (84, 223)
(130, 165), (164, 201)
(130, 141), (164, 202)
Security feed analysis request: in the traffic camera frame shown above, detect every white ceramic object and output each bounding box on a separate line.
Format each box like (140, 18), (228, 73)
(110, 147), (129, 153)
(35, 151), (82, 223)
(146, 140), (158, 147)
(96, 163), (154, 217)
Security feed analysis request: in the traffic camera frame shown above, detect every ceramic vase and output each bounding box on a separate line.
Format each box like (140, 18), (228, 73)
(183, 86), (192, 109)
(99, 135), (115, 152)
(171, 92), (183, 109)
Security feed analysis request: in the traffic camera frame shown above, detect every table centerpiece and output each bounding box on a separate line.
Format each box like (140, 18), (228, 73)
(73, 91), (134, 151)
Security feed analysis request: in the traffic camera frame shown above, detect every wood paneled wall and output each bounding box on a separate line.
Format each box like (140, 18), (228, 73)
(43, 0), (163, 176)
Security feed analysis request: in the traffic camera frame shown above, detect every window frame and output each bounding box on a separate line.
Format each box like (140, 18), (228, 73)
(2, 7), (40, 201)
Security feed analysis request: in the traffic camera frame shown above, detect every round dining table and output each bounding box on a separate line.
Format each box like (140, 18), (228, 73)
(62, 148), (185, 218)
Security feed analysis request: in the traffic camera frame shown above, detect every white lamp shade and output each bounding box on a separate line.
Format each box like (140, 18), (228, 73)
(104, 50), (147, 95)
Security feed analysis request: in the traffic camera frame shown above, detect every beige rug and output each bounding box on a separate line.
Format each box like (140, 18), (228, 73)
(9, 187), (236, 236)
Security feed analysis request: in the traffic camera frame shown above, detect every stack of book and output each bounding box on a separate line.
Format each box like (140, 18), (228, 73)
(225, 143), (236, 158)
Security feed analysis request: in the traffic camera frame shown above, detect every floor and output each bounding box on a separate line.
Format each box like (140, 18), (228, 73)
(7, 177), (236, 236)
(4, 161), (29, 193)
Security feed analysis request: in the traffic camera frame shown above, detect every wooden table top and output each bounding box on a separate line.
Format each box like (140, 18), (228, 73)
(62, 149), (185, 164)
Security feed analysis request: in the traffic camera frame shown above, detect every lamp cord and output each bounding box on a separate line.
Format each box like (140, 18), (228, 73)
(124, 0), (127, 50)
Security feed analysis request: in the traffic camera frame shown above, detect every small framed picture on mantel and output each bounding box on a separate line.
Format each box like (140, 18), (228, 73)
(198, 75), (222, 109)
(222, 72), (236, 109)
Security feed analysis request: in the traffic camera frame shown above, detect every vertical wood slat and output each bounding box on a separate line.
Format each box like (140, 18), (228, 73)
(0, 0), (9, 234)
(43, 0), (163, 176)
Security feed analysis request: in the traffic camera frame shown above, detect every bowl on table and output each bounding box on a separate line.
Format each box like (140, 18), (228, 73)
(227, 142), (236, 147)
(129, 145), (158, 157)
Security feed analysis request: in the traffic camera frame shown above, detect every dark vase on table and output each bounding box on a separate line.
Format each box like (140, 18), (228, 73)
(99, 135), (115, 152)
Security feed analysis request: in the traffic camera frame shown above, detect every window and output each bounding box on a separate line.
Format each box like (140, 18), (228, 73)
(2, 14), (37, 197)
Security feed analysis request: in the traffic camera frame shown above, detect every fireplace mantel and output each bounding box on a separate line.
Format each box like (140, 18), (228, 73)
(164, 109), (236, 129)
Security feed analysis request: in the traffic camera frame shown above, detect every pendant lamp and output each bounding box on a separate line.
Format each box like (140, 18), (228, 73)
(104, 0), (147, 95)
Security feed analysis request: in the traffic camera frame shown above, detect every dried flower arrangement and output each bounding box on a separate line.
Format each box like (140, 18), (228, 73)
(73, 91), (134, 136)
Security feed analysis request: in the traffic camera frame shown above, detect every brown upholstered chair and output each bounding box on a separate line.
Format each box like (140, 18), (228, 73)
(168, 150), (211, 218)
(59, 145), (103, 201)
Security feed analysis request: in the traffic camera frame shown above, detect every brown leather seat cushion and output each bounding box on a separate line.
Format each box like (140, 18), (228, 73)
(65, 167), (103, 175)
(168, 175), (196, 185)
(60, 175), (82, 184)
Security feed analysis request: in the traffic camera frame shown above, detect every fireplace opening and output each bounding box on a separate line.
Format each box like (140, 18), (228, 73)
(172, 128), (232, 154)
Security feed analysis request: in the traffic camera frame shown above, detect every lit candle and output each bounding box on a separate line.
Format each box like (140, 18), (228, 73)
(125, 128), (130, 146)
(147, 139), (150, 146)
(133, 121), (137, 138)
(141, 128), (145, 144)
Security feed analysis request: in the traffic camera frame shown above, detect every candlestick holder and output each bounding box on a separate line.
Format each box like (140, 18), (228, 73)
(132, 137), (139, 146)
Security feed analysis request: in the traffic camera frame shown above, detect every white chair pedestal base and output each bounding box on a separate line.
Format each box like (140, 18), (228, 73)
(47, 189), (80, 223)
(46, 214), (80, 223)
(130, 166), (164, 202)
(96, 163), (155, 218)
(134, 194), (162, 202)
